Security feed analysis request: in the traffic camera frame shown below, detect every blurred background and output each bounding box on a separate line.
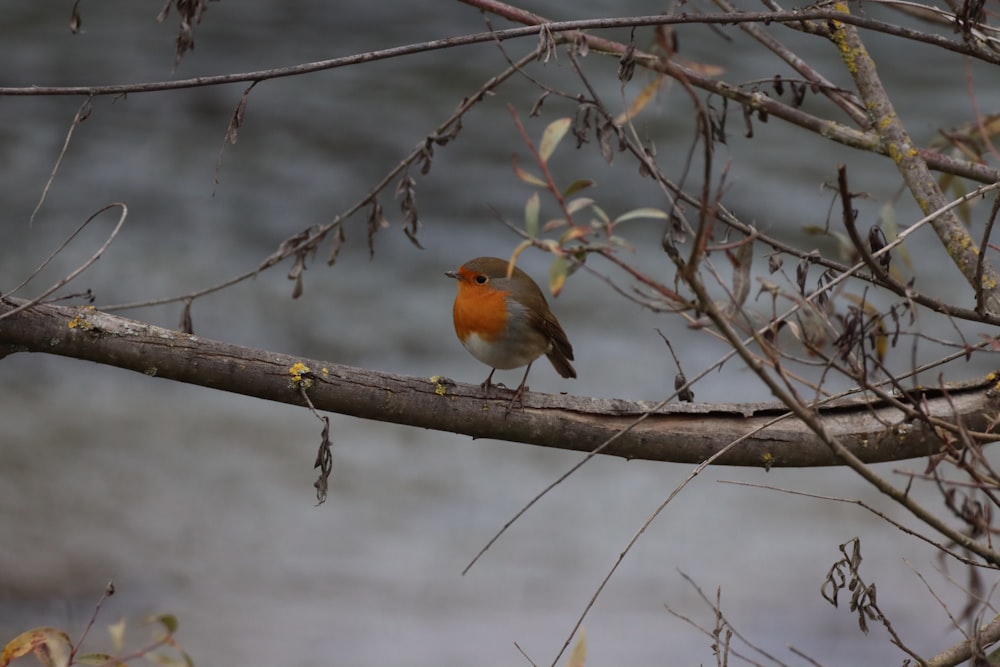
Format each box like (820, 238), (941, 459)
(1, 2), (998, 664)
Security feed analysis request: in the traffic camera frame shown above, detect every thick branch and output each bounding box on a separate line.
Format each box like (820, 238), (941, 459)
(2, 297), (997, 467)
(831, 4), (1000, 312)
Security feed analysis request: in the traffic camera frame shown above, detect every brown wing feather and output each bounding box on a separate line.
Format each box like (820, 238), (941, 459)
(531, 309), (576, 379)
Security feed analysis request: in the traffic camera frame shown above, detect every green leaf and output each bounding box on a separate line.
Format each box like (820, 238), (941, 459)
(566, 197), (595, 215)
(524, 192), (540, 237)
(613, 207), (670, 223)
(562, 178), (595, 197)
(76, 653), (125, 667)
(147, 613), (179, 635)
(539, 117), (571, 162)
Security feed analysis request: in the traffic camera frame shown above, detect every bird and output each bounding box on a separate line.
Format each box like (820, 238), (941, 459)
(446, 256), (575, 403)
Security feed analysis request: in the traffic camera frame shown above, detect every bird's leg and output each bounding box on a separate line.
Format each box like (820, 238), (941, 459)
(505, 362), (533, 414)
(480, 368), (497, 397)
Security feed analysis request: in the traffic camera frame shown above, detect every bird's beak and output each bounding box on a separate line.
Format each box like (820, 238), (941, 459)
(445, 270), (458, 279)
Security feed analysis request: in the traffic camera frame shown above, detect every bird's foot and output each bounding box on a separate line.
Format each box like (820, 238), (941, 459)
(503, 383), (529, 416)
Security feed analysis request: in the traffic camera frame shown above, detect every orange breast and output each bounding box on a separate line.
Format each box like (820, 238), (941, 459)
(453, 281), (509, 343)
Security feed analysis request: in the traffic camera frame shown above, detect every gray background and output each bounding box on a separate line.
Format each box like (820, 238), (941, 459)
(1, 3), (997, 665)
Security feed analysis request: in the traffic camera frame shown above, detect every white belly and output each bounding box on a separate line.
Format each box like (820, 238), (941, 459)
(461, 331), (548, 370)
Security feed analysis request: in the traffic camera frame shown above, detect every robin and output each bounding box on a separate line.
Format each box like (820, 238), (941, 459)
(446, 256), (575, 401)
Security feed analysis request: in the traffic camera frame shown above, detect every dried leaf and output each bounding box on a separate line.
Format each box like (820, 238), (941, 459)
(396, 174), (421, 248)
(868, 225), (890, 270)
(431, 117), (462, 146)
(418, 141), (434, 175)
(539, 117), (571, 163)
(614, 75), (665, 126)
(560, 226), (589, 244)
(179, 299), (194, 334)
(542, 217), (568, 232)
(512, 154), (547, 187)
(77, 97), (93, 123)
(160, 0), (210, 70)
(566, 628), (586, 667)
(654, 25), (676, 56)
(796, 256), (810, 295)
(1, 627), (72, 667)
(874, 197), (911, 272)
(767, 253), (782, 273)
(597, 121), (614, 164)
(537, 24), (556, 64)
(227, 84), (255, 145)
(327, 222), (346, 266)
(70, 0), (82, 33)
(617, 43), (636, 82)
(728, 239), (753, 311)
(314, 416), (332, 505)
(742, 102), (754, 138)
(529, 91), (549, 117)
(842, 293), (889, 363)
(673, 55), (724, 77)
(675, 373), (694, 402)
(108, 617), (126, 652)
(367, 200), (389, 260)
(549, 254), (569, 297)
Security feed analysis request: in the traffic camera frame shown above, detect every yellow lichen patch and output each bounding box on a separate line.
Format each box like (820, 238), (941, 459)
(887, 143), (905, 164)
(67, 307), (95, 330)
(877, 115), (898, 131)
(289, 362), (313, 389)
(429, 375), (450, 396)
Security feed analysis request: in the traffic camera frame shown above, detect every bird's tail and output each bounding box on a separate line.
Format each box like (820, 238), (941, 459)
(546, 348), (576, 379)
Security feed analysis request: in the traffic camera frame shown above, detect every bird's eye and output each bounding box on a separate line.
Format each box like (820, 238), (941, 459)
(475, 275), (488, 285)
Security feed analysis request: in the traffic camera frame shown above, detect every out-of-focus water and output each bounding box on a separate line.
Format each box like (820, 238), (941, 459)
(1, 3), (998, 665)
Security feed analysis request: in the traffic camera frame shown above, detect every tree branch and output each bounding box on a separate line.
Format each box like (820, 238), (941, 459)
(2, 297), (996, 467)
(830, 3), (1000, 312)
